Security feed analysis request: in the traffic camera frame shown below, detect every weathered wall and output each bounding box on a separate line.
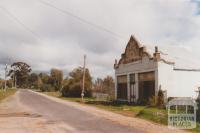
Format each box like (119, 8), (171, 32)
(115, 56), (158, 101)
(115, 56), (157, 75)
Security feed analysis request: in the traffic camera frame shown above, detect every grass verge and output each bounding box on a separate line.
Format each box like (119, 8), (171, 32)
(0, 88), (17, 102)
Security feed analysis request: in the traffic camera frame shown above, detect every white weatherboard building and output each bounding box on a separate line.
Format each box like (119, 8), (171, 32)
(114, 35), (200, 103)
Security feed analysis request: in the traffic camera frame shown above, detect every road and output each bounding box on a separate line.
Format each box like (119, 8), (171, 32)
(18, 89), (144, 133)
(0, 89), (187, 133)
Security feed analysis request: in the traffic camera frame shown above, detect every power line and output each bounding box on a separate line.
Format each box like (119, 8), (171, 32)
(37, 0), (126, 41)
(0, 6), (41, 40)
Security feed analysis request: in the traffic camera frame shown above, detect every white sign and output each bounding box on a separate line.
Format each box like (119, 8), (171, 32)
(166, 97), (197, 129)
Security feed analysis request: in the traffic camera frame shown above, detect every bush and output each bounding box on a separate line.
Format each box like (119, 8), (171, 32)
(196, 98), (200, 122)
(62, 83), (92, 97)
(148, 89), (165, 108)
(40, 84), (55, 92)
(157, 89), (164, 108)
(149, 96), (157, 107)
(137, 98), (148, 105)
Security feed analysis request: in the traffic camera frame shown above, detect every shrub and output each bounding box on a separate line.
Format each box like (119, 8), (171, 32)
(196, 98), (200, 122)
(148, 89), (165, 108)
(149, 96), (157, 107)
(62, 83), (92, 97)
(157, 89), (164, 108)
(40, 84), (55, 92)
(137, 98), (148, 105)
(61, 67), (93, 98)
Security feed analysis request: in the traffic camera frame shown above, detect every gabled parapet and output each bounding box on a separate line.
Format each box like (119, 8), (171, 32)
(114, 35), (174, 69)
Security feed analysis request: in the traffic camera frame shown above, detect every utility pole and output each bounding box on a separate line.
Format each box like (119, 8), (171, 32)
(196, 87), (200, 100)
(12, 70), (14, 88)
(4, 64), (8, 92)
(81, 55), (86, 102)
(14, 74), (17, 88)
(12, 67), (16, 89)
(0, 74), (1, 90)
(13, 66), (17, 88)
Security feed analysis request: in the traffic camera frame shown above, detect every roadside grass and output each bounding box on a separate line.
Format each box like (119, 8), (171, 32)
(0, 88), (17, 102)
(192, 123), (200, 132)
(43, 91), (200, 132)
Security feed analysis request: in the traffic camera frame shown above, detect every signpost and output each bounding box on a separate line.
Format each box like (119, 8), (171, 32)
(167, 97), (197, 129)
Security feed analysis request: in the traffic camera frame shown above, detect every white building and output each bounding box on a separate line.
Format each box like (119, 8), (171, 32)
(114, 35), (200, 103)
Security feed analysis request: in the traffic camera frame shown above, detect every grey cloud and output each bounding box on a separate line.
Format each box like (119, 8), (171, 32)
(0, 0), (200, 78)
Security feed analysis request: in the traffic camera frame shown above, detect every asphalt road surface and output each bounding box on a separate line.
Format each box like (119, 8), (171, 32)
(18, 90), (145, 133)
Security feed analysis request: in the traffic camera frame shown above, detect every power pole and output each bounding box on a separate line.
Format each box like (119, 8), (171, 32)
(13, 66), (17, 88)
(12, 71), (14, 88)
(196, 87), (200, 100)
(81, 55), (86, 102)
(4, 64), (8, 91)
(0, 74), (1, 90)
(14, 74), (17, 88)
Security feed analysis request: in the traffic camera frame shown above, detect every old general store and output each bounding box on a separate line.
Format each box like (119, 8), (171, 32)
(114, 36), (200, 103)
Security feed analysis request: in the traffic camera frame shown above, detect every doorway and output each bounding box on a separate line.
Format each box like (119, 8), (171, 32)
(117, 75), (127, 100)
(130, 83), (136, 102)
(130, 74), (136, 103)
(138, 71), (155, 104)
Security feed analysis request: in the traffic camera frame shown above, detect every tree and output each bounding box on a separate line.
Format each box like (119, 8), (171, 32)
(196, 99), (200, 122)
(0, 78), (3, 89)
(6, 79), (13, 88)
(8, 62), (32, 88)
(37, 70), (63, 92)
(196, 88), (200, 122)
(102, 76), (115, 96)
(93, 76), (115, 97)
(28, 73), (43, 89)
(62, 77), (69, 86)
(93, 78), (104, 92)
(38, 73), (52, 92)
(39, 73), (50, 84)
(62, 67), (92, 97)
(50, 69), (63, 91)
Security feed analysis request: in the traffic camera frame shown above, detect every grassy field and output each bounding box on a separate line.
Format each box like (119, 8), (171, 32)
(43, 91), (200, 132)
(0, 88), (17, 102)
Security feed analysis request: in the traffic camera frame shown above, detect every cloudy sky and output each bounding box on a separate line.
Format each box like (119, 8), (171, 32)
(0, 0), (200, 79)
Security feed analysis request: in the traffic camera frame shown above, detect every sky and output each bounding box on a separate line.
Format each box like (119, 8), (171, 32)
(0, 0), (200, 79)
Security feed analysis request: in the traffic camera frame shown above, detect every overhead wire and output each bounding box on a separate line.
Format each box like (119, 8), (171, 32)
(37, 0), (126, 41)
(0, 6), (42, 41)
(0, 1), (127, 42)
